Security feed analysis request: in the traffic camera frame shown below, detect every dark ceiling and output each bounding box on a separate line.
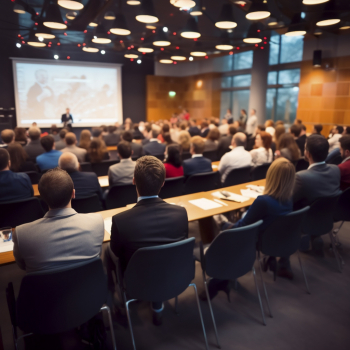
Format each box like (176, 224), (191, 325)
(1, 0), (350, 60)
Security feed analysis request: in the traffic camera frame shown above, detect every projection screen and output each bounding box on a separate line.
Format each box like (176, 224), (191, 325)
(12, 58), (123, 127)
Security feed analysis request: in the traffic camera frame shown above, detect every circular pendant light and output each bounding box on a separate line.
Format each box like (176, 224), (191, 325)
(66, 11), (77, 20)
(125, 54), (139, 59)
(92, 25), (111, 44)
(216, 44), (234, 50)
(215, 4), (237, 29)
(170, 0), (196, 8)
(35, 23), (56, 39)
(284, 14), (306, 36)
(138, 47), (154, 53)
(339, 25), (350, 30)
(44, 4), (67, 29)
(104, 12), (116, 20)
(190, 0), (203, 16)
(153, 30), (171, 46)
(316, 2), (340, 27)
(190, 51), (206, 57)
(159, 59), (173, 64)
(110, 14), (131, 35)
(171, 55), (186, 61)
(83, 47), (99, 53)
(13, 4), (26, 14)
(316, 18), (340, 26)
(181, 17), (201, 39)
(58, 0), (84, 10)
(246, 0), (270, 20)
(89, 22), (98, 27)
(136, 0), (159, 23)
(127, 1), (141, 4)
(302, 0), (329, 4)
(27, 30), (46, 47)
(243, 23), (262, 43)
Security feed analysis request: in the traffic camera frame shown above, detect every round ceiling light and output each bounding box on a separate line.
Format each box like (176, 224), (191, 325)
(191, 11), (203, 16)
(243, 38), (262, 43)
(146, 25), (157, 29)
(110, 14), (131, 35)
(138, 47), (154, 53)
(136, 15), (159, 23)
(316, 19), (340, 26)
(83, 47), (99, 53)
(28, 41), (46, 47)
(285, 30), (306, 36)
(302, 0), (329, 4)
(27, 31), (46, 47)
(136, 0), (159, 23)
(89, 22), (98, 27)
(104, 12), (116, 20)
(215, 4), (237, 29)
(13, 4), (25, 14)
(127, 0), (141, 4)
(66, 11), (77, 20)
(125, 54), (139, 58)
(246, 1), (270, 20)
(171, 55), (186, 60)
(243, 23), (262, 43)
(44, 4), (67, 29)
(339, 26), (350, 30)
(58, 0), (84, 10)
(92, 37), (111, 44)
(181, 17), (201, 38)
(159, 59), (173, 64)
(111, 28), (131, 35)
(35, 23), (56, 39)
(92, 25), (111, 44)
(216, 44), (234, 50)
(153, 40), (171, 46)
(268, 21), (278, 26)
(170, 0), (196, 8)
(190, 51), (206, 57)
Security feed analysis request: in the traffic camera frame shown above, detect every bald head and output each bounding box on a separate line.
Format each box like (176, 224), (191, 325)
(28, 127), (41, 141)
(232, 132), (247, 148)
(65, 132), (76, 146)
(1, 129), (15, 144)
(59, 152), (79, 172)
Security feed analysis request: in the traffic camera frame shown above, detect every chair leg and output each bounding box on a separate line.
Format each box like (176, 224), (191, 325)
(189, 283), (210, 350)
(329, 232), (343, 273)
(202, 273), (221, 348)
(174, 296), (179, 315)
(257, 252), (273, 318)
(296, 251), (311, 295)
(100, 305), (117, 350)
(124, 293), (137, 350)
(252, 267), (266, 326)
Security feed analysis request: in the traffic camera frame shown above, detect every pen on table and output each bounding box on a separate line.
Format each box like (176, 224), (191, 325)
(213, 199), (228, 206)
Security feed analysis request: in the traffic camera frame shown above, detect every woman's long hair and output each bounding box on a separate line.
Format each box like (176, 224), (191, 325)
(165, 144), (182, 168)
(277, 133), (300, 161)
(88, 138), (107, 163)
(8, 143), (28, 172)
(79, 129), (91, 150)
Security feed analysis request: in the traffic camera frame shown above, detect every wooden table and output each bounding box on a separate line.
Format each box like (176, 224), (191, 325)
(106, 146), (117, 151)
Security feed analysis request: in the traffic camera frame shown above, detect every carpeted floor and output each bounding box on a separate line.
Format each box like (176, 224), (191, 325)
(1, 220), (350, 350)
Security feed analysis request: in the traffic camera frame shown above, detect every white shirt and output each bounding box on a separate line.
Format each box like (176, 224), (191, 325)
(218, 124), (229, 135)
(266, 126), (275, 137)
(246, 115), (258, 136)
(218, 146), (252, 183)
(308, 161), (325, 170)
(328, 134), (342, 152)
(192, 154), (203, 158)
(250, 147), (273, 167)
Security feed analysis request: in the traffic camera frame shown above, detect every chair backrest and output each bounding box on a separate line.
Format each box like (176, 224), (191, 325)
(204, 221), (263, 280)
(182, 152), (192, 161)
(80, 162), (93, 172)
(302, 196), (340, 237)
(327, 154), (343, 166)
(184, 171), (220, 195)
(203, 150), (219, 162)
(251, 163), (270, 181)
(124, 238), (195, 302)
(106, 184), (137, 209)
(152, 154), (165, 162)
(91, 159), (119, 176)
(260, 207), (310, 257)
(0, 197), (45, 228)
(24, 171), (41, 184)
(334, 188), (350, 223)
(222, 166), (251, 187)
(16, 259), (107, 334)
(71, 194), (103, 213)
(295, 158), (309, 172)
(159, 176), (184, 199)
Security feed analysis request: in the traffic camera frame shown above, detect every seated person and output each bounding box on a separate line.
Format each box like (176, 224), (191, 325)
(78, 129), (92, 150)
(132, 124), (144, 140)
(122, 131), (144, 158)
(217, 126), (237, 159)
(55, 129), (68, 151)
(109, 156), (188, 325)
(61, 132), (87, 163)
(183, 136), (212, 177)
(218, 118), (229, 135)
(0, 148), (33, 203)
(312, 124), (323, 136)
(328, 125), (343, 152)
(104, 125), (121, 146)
(0, 129), (15, 148)
(14, 127), (28, 146)
(164, 144), (184, 178)
(188, 119), (200, 137)
(275, 134), (300, 162)
(218, 132), (251, 183)
(85, 138), (109, 163)
(250, 131), (273, 167)
(24, 127), (45, 161)
(36, 135), (62, 171)
(13, 167), (104, 273)
(7, 143), (37, 172)
(59, 152), (103, 204)
(204, 128), (220, 152)
(338, 135), (350, 190)
(108, 141), (136, 186)
(143, 130), (166, 156)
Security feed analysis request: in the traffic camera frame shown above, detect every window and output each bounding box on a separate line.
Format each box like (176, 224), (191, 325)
(231, 90), (250, 118)
(278, 69), (301, 85)
(233, 51), (253, 70)
(233, 74), (252, 87)
(268, 71), (277, 85)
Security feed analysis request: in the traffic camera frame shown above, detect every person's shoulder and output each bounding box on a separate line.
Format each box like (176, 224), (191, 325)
(75, 212), (104, 226)
(202, 156), (212, 164)
(80, 171), (98, 179)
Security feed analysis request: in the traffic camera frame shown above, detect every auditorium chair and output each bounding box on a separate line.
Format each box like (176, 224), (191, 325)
(183, 171), (220, 195)
(195, 221), (264, 348)
(251, 163), (271, 181)
(106, 184), (137, 209)
(294, 158), (309, 172)
(327, 154), (343, 166)
(6, 260), (117, 350)
(71, 194), (103, 213)
(159, 176), (184, 199)
(91, 159), (119, 177)
(152, 154), (165, 162)
(24, 171), (41, 184)
(0, 197), (45, 228)
(182, 152), (192, 161)
(116, 237), (209, 350)
(222, 166), (251, 187)
(203, 150), (219, 162)
(80, 162), (93, 172)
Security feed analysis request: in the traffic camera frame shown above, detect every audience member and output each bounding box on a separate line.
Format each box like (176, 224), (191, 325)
(275, 133), (301, 162)
(164, 144), (184, 178)
(0, 148), (33, 203)
(233, 120), (245, 133)
(109, 156), (188, 325)
(265, 120), (275, 137)
(50, 124), (60, 142)
(79, 129), (92, 150)
(178, 130), (191, 153)
(143, 130), (166, 156)
(183, 136), (212, 177)
(86, 138), (109, 163)
(313, 124), (323, 135)
(246, 109), (258, 136)
(218, 125), (237, 159)
(108, 141), (136, 187)
(200, 121), (210, 138)
(250, 131), (273, 167)
(55, 129), (68, 151)
(328, 125), (343, 152)
(14, 127), (28, 146)
(218, 119), (229, 135)
(59, 153), (103, 203)
(158, 124), (170, 143)
(188, 119), (200, 137)
(239, 109), (247, 126)
(103, 126), (120, 146)
(275, 120), (284, 127)
(338, 135), (350, 190)
(163, 132), (175, 146)
(225, 109), (233, 124)
(132, 124), (144, 140)
(343, 126), (350, 135)
(36, 135), (62, 171)
(7, 143), (36, 172)
(61, 132), (87, 163)
(13, 167), (104, 273)
(298, 125), (307, 155)
(290, 124), (304, 156)
(142, 124), (152, 145)
(0, 129), (15, 148)
(91, 127), (104, 140)
(204, 128), (220, 152)
(24, 127), (45, 161)
(122, 131), (144, 158)
(218, 133), (251, 183)
(294, 119), (302, 125)
(274, 124), (286, 146)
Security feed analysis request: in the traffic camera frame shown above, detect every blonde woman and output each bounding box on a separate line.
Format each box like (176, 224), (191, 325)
(79, 129), (91, 150)
(178, 130), (191, 152)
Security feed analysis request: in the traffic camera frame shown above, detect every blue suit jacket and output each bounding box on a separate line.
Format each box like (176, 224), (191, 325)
(183, 156), (212, 177)
(143, 141), (166, 156)
(0, 171), (33, 203)
(68, 171), (103, 203)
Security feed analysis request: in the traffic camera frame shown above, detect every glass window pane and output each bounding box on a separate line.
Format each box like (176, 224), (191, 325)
(220, 91), (231, 119)
(221, 76), (232, 88)
(280, 35), (304, 63)
(213, 55), (233, 72)
(231, 90), (250, 119)
(269, 34), (280, 65)
(232, 74), (251, 87)
(278, 69), (301, 85)
(266, 88), (277, 121)
(275, 87), (299, 124)
(267, 71), (277, 85)
(233, 51), (253, 70)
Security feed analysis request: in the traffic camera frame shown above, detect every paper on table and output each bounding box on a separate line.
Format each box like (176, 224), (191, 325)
(211, 191), (250, 203)
(104, 217), (112, 236)
(188, 198), (222, 210)
(99, 178), (109, 187)
(246, 185), (264, 193)
(0, 241), (13, 253)
(241, 189), (260, 199)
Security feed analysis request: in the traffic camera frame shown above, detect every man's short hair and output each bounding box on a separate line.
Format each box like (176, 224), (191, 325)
(295, 119), (302, 125)
(336, 125), (344, 134)
(40, 135), (54, 152)
(233, 132), (247, 147)
(0, 148), (10, 171)
(290, 124), (301, 137)
(38, 168), (74, 209)
(340, 135), (350, 152)
(134, 156), (165, 196)
(58, 152), (79, 172)
(305, 134), (329, 162)
(92, 127), (102, 138)
(152, 129), (160, 138)
(59, 129), (67, 139)
(314, 124), (323, 133)
(1, 129), (15, 144)
(108, 125), (116, 133)
(117, 141), (132, 159)
(191, 135), (205, 154)
(122, 131), (133, 143)
(301, 124), (306, 131)
(65, 132), (76, 145)
(28, 127), (41, 141)
(228, 126), (237, 136)
(257, 125), (266, 132)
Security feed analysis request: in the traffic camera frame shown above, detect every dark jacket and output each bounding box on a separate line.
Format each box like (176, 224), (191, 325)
(68, 171), (103, 203)
(0, 170), (33, 203)
(143, 140), (166, 156)
(217, 135), (233, 159)
(24, 140), (45, 161)
(296, 134), (307, 156)
(104, 133), (121, 146)
(188, 126), (200, 137)
(183, 156), (212, 177)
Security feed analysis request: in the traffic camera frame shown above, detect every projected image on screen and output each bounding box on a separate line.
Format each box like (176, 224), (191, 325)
(13, 59), (123, 127)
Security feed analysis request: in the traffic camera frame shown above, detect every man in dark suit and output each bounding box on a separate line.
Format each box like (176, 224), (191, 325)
(24, 127), (45, 161)
(338, 135), (350, 190)
(109, 156), (188, 325)
(183, 135), (212, 177)
(200, 121), (209, 138)
(104, 125), (121, 146)
(0, 149), (33, 203)
(122, 131), (144, 158)
(143, 130), (166, 156)
(59, 152), (103, 206)
(188, 119), (200, 137)
(61, 108), (73, 129)
(217, 126), (237, 159)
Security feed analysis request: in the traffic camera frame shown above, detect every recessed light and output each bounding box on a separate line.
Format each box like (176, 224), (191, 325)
(159, 59), (173, 64)
(171, 55), (186, 61)
(83, 47), (99, 52)
(125, 54), (138, 58)
(190, 51), (206, 57)
(127, 0), (141, 4)
(54, 54), (59, 59)
(138, 47), (154, 53)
